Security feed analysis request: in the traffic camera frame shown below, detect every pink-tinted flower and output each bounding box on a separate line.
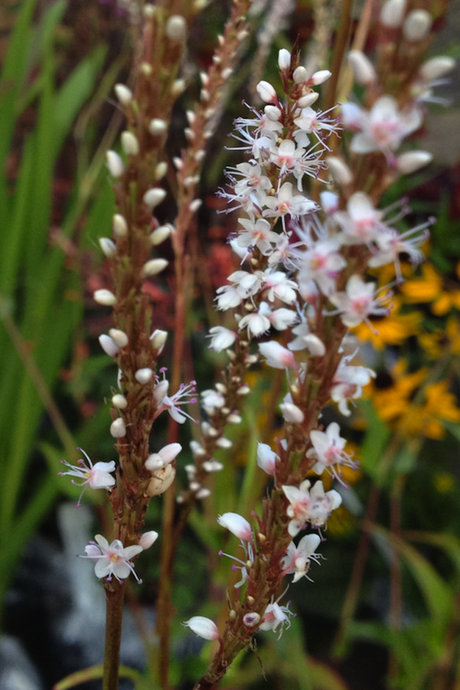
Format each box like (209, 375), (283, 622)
(207, 326), (237, 351)
(217, 512), (252, 541)
(282, 534), (322, 582)
(260, 601), (294, 638)
(282, 480), (342, 536)
(184, 616), (220, 641)
(329, 275), (391, 328)
(331, 355), (376, 415)
(259, 341), (295, 369)
(257, 443), (279, 475)
(59, 449), (115, 507)
(307, 422), (359, 482)
(82, 535), (143, 583)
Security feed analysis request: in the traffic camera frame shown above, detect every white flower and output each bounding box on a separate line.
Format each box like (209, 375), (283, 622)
(201, 388), (226, 415)
(334, 192), (382, 246)
(329, 275), (391, 328)
(59, 449), (115, 506)
(259, 341), (295, 369)
(217, 512), (252, 541)
(263, 271), (298, 304)
(238, 307), (271, 337)
(207, 326), (237, 351)
(184, 616), (220, 641)
(282, 534), (321, 582)
(350, 96), (422, 157)
(260, 601), (294, 638)
(280, 392), (305, 423)
(83, 535), (143, 583)
(331, 355), (376, 415)
(237, 217), (278, 255)
(139, 531), (159, 550)
(154, 377), (198, 424)
(307, 422), (358, 482)
(256, 80), (277, 103)
(282, 480), (342, 536)
(257, 442), (279, 475)
(296, 238), (346, 295)
(263, 182), (318, 225)
(215, 285), (242, 310)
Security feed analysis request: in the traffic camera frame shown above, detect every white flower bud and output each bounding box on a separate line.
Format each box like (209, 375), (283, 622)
(403, 10), (432, 40)
(106, 151), (125, 178)
(278, 48), (291, 70)
(143, 4), (155, 18)
(114, 84), (133, 105)
(216, 437), (232, 449)
(113, 214), (128, 237)
(148, 118), (168, 135)
(141, 63), (152, 76)
(121, 131), (139, 156)
(293, 66), (308, 84)
(297, 91), (319, 108)
(396, 150), (432, 174)
(145, 454), (164, 471)
(348, 50), (376, 86)
(243, 612), (260, 627)
(189, 199), (202, 212)
(139, 531), (159, 549)
(150, 329), (168, 350)
(153, 379), (169, 402)
(166, 15), (186, 41)
(419, 56), (456, 81)
(146, 464), (176, 496)
(171, 79), (186, 97)
(184, 616), (220, 641)
(280, 402), (305, 423)
(110, 418), (126, 438)
(320, 190), (339, 215)
(143, 188), (166, 209)
(135, 368), (154, 384)
(155, 162), (168, 180)
(194, 149), (206, 162)
(264, 105), (281, 121)
(221, 67), (233, 80)
(99, 238), (116, 257)
(143, 258), (168, 276)
(326, 156), (353, 184)
(217, 512), (252, 540)
(203, 460), (224, 473)
(380, 0), (406, 27)
(228, 413), (242, 424)
(94, 289), (117, 306)
(150, 225), (171, 246)
(186, 110), (196, 125)
(303, 334), (326, 356)
(112, 394), (128, 409)
(109, 328), (129, 348)
(99, 335), (119, 357)
(196, 488), (211, 499)
(256, 80), (277, 103)
(309, 70), (331, 85)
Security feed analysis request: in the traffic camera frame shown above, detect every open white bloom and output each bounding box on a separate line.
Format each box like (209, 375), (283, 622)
(334, 192), (382, 246)
(307, 422), (358, 482)
(59, 449), (115, 506)
(154, 377), (198, 424)
(329, 275), (391, 328)
(201, 388), (226, 415)
(237, 217), (278, 255)
(349, 96), (422, 157)
(260, 601), (294, 638)
(282, 480), (342, 536)
(83, 535), (143, 583)
(282, 533), (321, 583)
(184, 616), (220, 641)
(295, 237), (346, 294)
(331, 355), (376, 415)
(263, 182), (318, 226)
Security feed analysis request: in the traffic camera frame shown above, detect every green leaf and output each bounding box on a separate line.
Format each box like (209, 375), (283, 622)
(359, 399), (391, 482)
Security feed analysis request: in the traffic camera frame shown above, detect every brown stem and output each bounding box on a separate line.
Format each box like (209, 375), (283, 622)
(388, 474), (403, 683)
(103, 581), (127, 690)
(324, 0), (354, 112)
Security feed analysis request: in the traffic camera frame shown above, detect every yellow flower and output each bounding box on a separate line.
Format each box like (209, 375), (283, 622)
(399, 263), (460, 315)
(419, 316), (460, 359)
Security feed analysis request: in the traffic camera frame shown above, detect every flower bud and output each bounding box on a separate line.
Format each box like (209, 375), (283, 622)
(99, 238), (117, 257)
(149, 118), (168, 135)
(99, 335), (119, 357)
(347, 50), (376, 86)
(184, 616), (220, 641)
(297, 92), (319, 108)
(135, 368), (154, 384)
(151, 225), (172, 246)
(112, 394), (128, 409)
(189, 199), (202, 212)
(153, 379), (169, 402)
(94, 289), (117, 306)
(110, 418), (126, 438)
(150, 329), (168, 352)
(243, 612), (260, 627)
(217, 512), (252, 540)
(221, 67), (233, 80)
(326, 156), (353, 184)
(155, 162), (167, 180)
(264, 105), (281, 121)
(320, 191), (339, 215)
(396, 150), (432, 174)
(308, 70), (331, 85)
(139, 531), (159, 549)
(146, 464), (176, 496)
(420, 56), (456, 81)
(171, 79), (185, 97)
(143, 4), (155, 18)
(166, 15), (187, 42)
(143, 188), (166, 209)
(293, 66), (308, 84)
(202, 460), (224, 472)
(196, 487), (211, 499)
(403, 10), (432, 41)
(278, 48), (291, 70)
(303, 334), (326, 356)
(114, 84), (133, 105)
(112, 214), (128, 237)
(280, 402), (305, 423)
(106, 151), (125, 178)
(109, 328), (129, 348)
(143, 258), (168, 277)
(121, 131), (139, 156)
(216, 437), (232, 449)
(256, 80), (277, 103)
(380, 0), (406, 27)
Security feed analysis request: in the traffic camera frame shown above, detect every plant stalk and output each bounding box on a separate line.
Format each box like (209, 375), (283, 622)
(103, 581), (127, 690)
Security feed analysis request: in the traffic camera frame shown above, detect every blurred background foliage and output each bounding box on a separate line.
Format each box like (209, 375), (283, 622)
(1, 0), (460, 689)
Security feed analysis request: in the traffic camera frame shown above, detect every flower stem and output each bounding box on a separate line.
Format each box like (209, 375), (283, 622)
(103, 581), (127, 690)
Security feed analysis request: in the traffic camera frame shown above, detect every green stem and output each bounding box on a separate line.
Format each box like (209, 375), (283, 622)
(103, 581), (127, 690)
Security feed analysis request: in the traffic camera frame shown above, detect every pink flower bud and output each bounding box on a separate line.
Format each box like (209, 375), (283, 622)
(297, 92), (319, 108)
(308, 70), (331, 86)
(139, 531), (159, 550)
(256, 80), (277, 103)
